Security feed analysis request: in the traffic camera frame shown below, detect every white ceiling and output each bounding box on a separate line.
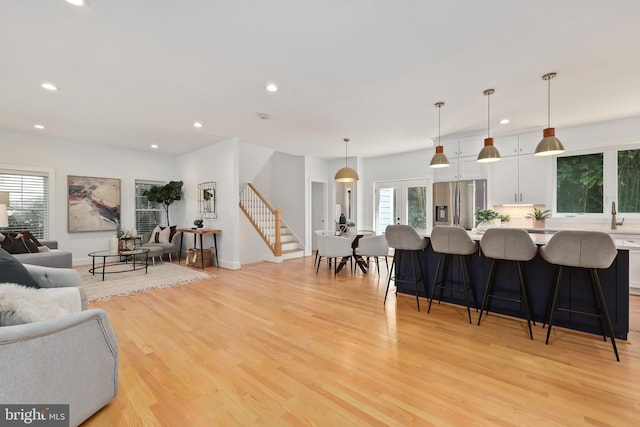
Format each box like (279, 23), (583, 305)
(2, 1), (640, 159)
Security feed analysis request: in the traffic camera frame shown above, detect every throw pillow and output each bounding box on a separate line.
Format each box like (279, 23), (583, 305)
(0, 232), (39, 254)
(148, 225), (162, 244)
(0, 248), (41, 289)
(157, 226), (171, 243)
(0, 283), (67, 326)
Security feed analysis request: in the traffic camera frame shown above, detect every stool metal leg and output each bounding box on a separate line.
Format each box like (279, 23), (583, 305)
(545, 267), (564, 344)
(384, 251), (400, 305)
(459, 255), (473, 324)
(590, 269), (620, 361)
(477, 259), (497, 326)
(428, 254), (445, 313)
(516, 261), (535, 340)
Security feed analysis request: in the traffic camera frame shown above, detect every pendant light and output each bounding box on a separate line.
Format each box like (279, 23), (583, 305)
(535, 72), (565, 156)
(429, 102), (450, 168)
(477, 89), (501, 163)
(334, 138), (359, 182)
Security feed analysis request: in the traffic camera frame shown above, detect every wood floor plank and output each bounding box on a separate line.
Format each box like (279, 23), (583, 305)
(83, 257), (640, 426)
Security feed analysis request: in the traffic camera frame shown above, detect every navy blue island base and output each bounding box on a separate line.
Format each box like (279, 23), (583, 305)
(394, 245), (630, 340)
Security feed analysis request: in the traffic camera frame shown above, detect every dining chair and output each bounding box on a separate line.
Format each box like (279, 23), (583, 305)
(316, 234), (354, 277)
(355, 235), (389, 276)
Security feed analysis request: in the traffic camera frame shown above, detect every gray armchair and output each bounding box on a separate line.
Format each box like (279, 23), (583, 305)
(141, 230), (183, 262)
(0, 265), (118, 427)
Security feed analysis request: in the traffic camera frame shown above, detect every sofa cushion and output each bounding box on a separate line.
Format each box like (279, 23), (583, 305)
(1, 232), (37, 254)
(0, 248), (40, 288)
(0, 283), (68, 326)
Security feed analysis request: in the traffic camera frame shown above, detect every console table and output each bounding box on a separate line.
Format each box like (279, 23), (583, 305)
(177, 228), (221, 269)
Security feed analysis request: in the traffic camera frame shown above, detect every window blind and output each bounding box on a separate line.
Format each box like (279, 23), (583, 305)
(0, 170), (49, 239)
(135, 180), (165, 234)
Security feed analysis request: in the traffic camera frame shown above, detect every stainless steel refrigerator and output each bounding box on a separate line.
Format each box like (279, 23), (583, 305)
(433, 179), (487, 230)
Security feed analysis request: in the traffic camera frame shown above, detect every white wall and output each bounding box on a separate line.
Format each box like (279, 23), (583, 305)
(177, 138), (241, 269)
(0, 130), (177, 265)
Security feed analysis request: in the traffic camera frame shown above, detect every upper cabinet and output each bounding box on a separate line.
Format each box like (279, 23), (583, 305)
(492, 134), (548, 205)
(433, 136), (486, 182)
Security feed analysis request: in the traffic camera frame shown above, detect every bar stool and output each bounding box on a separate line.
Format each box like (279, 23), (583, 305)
(384, 225), (429, 311)
(428, 226), (479, 324)
(477, 228), (538, 339)
(540, 230), (620, 361)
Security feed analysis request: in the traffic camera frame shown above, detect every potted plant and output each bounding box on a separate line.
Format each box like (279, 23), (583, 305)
(193, 218), (204, 228)
(526, 207), (551, 228)
(474, 209), (500, 231)
(143, 180), (183, 225)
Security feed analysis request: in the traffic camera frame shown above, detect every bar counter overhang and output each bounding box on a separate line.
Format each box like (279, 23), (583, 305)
(394, 230), (630, 340)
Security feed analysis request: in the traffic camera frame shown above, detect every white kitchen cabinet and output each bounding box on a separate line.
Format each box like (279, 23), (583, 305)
(493, 154), (547, 204)
(493, 134), (540, 157)
(433, 136), (487, 182)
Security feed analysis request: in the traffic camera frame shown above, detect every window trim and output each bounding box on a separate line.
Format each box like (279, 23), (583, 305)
(553, 145), (640, 218)
(0, 164), (56, 238)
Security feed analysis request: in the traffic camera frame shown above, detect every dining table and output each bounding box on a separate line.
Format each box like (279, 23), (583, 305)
(335, 231), (376, 274)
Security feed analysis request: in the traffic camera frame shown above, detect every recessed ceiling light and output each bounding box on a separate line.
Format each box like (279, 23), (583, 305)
(265, 83), (278, 93)
(193, 122), (203, 128)
(257, 113), (271, 120)
(66, 0), (86, 6)
(34, 124), (45, 129)
(41, 82), (58, 91)
(150, 144), (159, 149)
(499, 119), (510, 124)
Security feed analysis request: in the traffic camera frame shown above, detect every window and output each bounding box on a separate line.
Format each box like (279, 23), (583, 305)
(618, 149), (640, 213)
(135, 180), (165, 234)
(556, 153), (603, 213)
(0, 170), (49, 239)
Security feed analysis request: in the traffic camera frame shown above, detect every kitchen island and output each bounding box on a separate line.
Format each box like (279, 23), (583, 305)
(394, 229), (632, 339)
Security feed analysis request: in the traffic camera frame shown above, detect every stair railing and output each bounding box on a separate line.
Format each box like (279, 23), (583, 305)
(239, 183), (282, 256)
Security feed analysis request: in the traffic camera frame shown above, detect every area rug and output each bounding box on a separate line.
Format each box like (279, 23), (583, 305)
(76, 262), (211, 302)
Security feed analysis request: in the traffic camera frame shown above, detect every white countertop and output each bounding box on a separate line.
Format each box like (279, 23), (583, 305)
(423, 228), (640, 250)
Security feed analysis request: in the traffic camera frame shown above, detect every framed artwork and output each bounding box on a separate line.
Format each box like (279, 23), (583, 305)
(68, 175), (121, 233)
(198, 181), (217, 219)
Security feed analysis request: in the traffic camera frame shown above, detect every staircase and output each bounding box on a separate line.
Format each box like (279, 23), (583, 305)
(239, 183), (304, 261)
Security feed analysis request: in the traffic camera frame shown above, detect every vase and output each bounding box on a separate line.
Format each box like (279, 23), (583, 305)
(109, 236), (118, 253)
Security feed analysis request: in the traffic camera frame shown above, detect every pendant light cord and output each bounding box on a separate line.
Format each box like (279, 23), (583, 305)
(547, 77), (551, 128)
(438, 105), (441, 147)
(487, 91), (491, 138)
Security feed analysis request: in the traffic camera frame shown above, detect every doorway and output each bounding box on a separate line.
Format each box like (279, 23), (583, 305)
(374, 179), (431, 234)
(311, 181), (327, 252)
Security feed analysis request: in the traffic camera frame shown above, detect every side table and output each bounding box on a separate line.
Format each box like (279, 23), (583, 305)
(176, 228), (221, 269)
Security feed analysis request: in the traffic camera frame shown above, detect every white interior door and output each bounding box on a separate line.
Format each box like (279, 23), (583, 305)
(375, 179), (431, 234)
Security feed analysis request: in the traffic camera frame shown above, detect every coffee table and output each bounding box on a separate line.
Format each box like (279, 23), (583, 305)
(88, 248), (149, 281)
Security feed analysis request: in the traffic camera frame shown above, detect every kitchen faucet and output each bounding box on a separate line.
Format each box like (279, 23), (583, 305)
(611, 201), (624, 230)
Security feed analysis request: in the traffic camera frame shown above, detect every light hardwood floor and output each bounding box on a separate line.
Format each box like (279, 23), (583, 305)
(84, 257), (640, 426)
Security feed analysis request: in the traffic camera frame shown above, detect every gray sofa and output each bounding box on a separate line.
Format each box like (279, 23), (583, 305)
(0, 264), (118, 427)
(12, 240), (73, 268)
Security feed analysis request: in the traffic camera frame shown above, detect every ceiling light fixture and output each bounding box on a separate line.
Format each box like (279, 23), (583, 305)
(477, 88), (501, 163)
(334, 138), (359, 182)
(429, 102), (450, 168)
(34, 124), (45, 129)
(266, 83), (278, 93)
(65, 0), (86, 6)
(535, 72), (565, 156)
(499, 119), (510, 124)
(257, 113), (271, 120)
(41, 82), (58, 91)
(150, 144), (159, 149)
(193, 122), (203, 128)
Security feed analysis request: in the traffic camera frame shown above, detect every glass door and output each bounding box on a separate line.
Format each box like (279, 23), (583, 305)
(375, 179), (431, 234)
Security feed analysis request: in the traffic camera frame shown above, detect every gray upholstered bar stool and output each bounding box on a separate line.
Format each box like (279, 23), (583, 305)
(428, 226), (479, 324)
(477, 228), (538, 339)
(540, 230), (620, 361)
(384, 225), (429, 311)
